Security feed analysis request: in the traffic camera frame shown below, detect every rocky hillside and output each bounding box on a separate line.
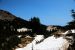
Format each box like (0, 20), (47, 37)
(0, 10), (48, 50)
(0, 10), (75, 50)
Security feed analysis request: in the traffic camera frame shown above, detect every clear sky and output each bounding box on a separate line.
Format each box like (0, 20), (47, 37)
(0, 0), (75, 26)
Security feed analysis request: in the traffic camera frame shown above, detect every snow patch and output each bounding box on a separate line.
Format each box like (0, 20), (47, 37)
(15, 35), (70, 50)
(17, 28), (32, 32)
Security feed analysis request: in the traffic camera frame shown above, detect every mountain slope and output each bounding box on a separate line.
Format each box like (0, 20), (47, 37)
(0, 10), (71, 50)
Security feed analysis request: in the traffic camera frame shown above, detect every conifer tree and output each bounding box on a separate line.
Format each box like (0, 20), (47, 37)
(71, 9), (75, 19)
(65, 9), (75, 29)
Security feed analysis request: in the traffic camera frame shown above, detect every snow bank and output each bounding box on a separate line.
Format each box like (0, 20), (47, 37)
(16, 30), (75, 50)
(17, 28), (32, 32)
(16, 34), (70, 50)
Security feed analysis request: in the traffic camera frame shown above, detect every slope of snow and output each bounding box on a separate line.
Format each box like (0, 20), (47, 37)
(33, 35), (69, 50)
(16, 30), (75, 50)
(34, 35), (44, 42)
(16, 35), (70, 50)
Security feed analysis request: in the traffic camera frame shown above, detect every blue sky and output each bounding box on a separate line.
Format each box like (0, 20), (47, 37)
(0, 0), (75, 26)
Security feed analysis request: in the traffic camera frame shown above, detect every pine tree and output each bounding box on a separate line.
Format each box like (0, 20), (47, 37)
(65, 9), (75, 29)
(71, 9), (75, 19)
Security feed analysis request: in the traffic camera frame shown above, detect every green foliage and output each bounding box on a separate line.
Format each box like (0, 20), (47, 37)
(30, 17), (40, 24)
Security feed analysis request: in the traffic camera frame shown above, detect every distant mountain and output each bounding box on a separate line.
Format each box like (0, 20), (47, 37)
(0, 10), (30, 30)
(0, 10), (16, 21)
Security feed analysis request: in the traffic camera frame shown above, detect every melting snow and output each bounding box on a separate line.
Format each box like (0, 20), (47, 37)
(16, 35), (69, 50)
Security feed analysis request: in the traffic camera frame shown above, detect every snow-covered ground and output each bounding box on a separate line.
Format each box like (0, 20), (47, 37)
(17, 28), (32, 32)
(16, 30), (75, 50)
